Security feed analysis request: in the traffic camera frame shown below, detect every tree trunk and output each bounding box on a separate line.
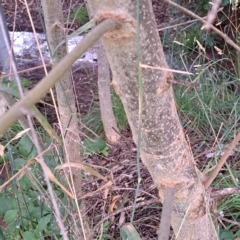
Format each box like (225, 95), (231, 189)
(85, 2), (120, 143)
(87, 1), (216, 239)
(41, 1), (92, 238)
(96, 40), (120, 143)
(41, 0), (82, 197)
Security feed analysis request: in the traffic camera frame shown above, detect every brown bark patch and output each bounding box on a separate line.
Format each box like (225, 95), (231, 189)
(156, 72), (172, 95)
(95, 11), (136, 39)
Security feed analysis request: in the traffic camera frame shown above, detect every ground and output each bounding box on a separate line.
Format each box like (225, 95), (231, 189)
(0, 1), (174, 239)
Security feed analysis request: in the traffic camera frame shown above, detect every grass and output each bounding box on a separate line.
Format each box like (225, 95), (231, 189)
(70, 5), (89, 25)
(82, 89), (128, 138)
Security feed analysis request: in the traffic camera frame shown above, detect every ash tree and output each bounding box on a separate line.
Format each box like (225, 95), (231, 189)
(87, 1), (216, 239)
(3, 0), (238, 239)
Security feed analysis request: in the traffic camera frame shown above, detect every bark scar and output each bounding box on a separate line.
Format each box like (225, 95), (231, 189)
(156, 72), (172, 95)
(94, 11), (136, 39)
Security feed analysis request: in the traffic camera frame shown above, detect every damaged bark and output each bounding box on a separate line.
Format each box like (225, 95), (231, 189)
(87, 0), (217, 239)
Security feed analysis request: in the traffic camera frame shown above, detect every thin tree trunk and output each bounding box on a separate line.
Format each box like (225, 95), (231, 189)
(96, 40), (120, 143)
(87, 1), (216, 239)
(41, 1), (92, 238)
(41, 0), (81, 198)
(85, 2), (120, 142)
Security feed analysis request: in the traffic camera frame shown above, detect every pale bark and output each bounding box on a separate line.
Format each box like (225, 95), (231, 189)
(41, 0), (82, 198)
(96, 40), (120, 143)
(86, 2), (120, 143)
(41, 1), (91, 238)
(87, 1), (216, 239)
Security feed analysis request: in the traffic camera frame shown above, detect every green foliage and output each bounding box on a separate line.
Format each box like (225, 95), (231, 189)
(164, 3), (240, 234)
(82, 90), (127, 140)
(1, 78), (32, 89)
(179, 23), (216, 51)
(219, 226), (240, 240)
(81, 136), (109, 156)
(3, 209), (19, 224)
(120, 224), (141, 240)
(95, 221), (114, 240)
(70, 6), (89, 25)
(175, 64), (240, 138)
(0, 132), (70, 239)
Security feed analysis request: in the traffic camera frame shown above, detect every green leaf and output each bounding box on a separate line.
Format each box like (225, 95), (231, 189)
(20, 210), (30, 229)
(5, 220), (20, 234)
(71, 7), (89, 24)
(81, 137), (108, 156)
(18, 135), (37, 159)
(30, 206), (50, 219)
(0, 227), (6, 240)
(38, 214), (52, 231)
(0, 196), (13, 216)
(120, 224), (141, 240)
(14, 158), (26, 169)
(0, 86), (20, 99)
(21, 78), (32, 87)
(4, 209), (18, 224)
(219, 230), (234, 240)
(59, 197), (67, 216)
(100, 146), (109, 156)
(22, 231), (37, 240)
(19, 175), (31, 190)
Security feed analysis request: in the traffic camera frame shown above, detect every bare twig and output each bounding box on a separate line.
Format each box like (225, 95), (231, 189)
(93, 199), (158, 232)
(111, 186), (159, 200)
(211, 187), (240, 197)
(166, 0), (240, 52)
(218, 216), (240, 227)
(167, 78), (201, 88)
(140, 63), (193, 75)
(204, 131), (240, 189)
(158, 18), (205, 32)
(0, 63), (52, 79)
(204, 0), (222, 31)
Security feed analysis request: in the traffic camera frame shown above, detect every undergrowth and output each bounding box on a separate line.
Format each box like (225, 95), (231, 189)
(161, 2), (240, 238)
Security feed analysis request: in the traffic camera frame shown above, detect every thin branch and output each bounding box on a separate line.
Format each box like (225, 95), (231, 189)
(0, 18), (117, 135)
(158, 18), (203, 31)
(204, 131), (240, 189)
(218, 216), (240, 228)
(167, 78), (201, 88)
(93, 199), (158, 232)
(0, 63), (52, 79)
(211, 187), (240, 197)
(166, 0), (240, 52)
(204, 0), (222, 31)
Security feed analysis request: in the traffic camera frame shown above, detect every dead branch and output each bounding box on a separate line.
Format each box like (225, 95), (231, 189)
(211, 187), (240, 197)
(166, 0), (240, 52)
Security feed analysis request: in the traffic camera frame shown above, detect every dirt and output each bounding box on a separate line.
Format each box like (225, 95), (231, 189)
(1, 1), (170, 239)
